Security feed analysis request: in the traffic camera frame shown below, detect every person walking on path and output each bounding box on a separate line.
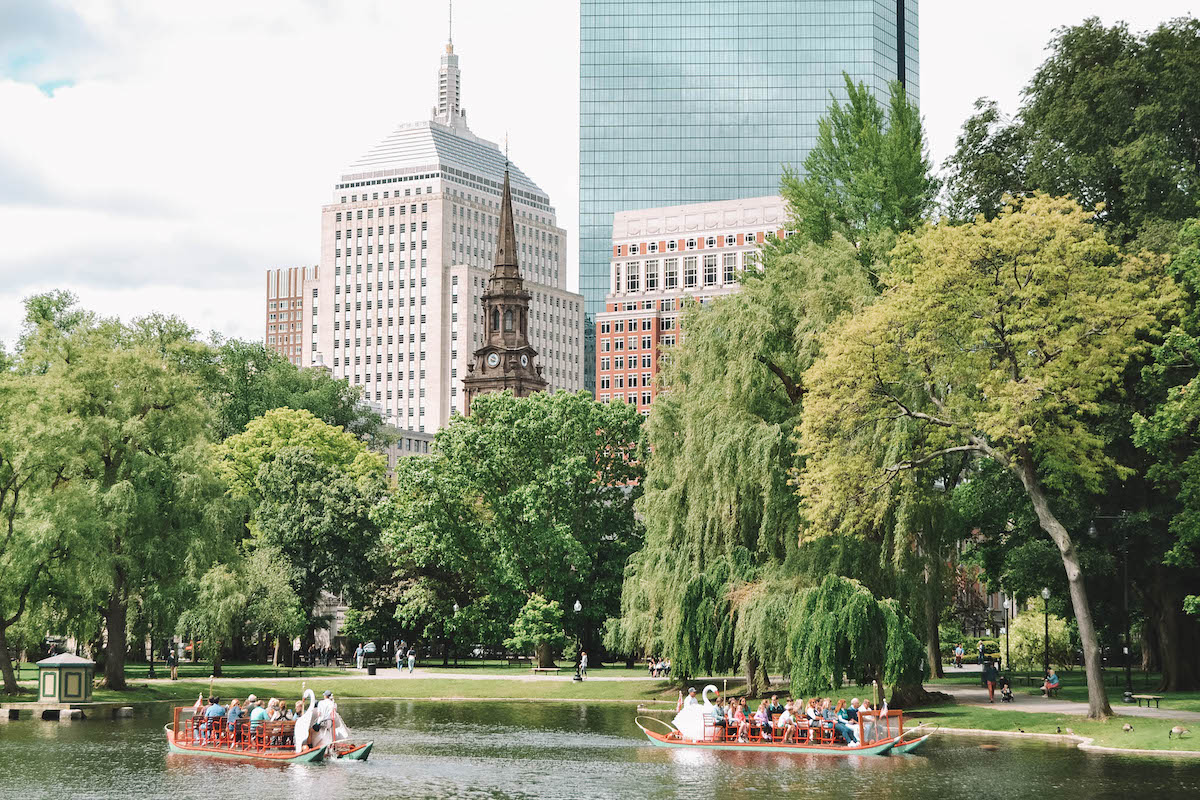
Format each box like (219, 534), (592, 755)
(579, 650), (588, 680)
(166, 647), (178, 681)
(983, 659), (999, 703)
(407, 646), (416, 674)
(395, 644), (404, 672)
(355, 643), (364, 670)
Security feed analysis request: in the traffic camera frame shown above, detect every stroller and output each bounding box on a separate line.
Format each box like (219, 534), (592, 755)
(998, 676), (1014, 703)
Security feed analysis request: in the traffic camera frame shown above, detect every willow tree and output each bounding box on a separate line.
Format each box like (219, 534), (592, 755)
(798, 195), (1174, 718)
(606, 236), (875, 692)
(788, 575), (924, 704)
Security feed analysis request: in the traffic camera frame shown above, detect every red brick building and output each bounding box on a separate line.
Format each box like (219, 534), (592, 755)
(265, 265), (317, 366)
(594, 196), (786, 411)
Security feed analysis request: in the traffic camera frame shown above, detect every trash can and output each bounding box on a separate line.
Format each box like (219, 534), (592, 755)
(366, 663), (377, 676)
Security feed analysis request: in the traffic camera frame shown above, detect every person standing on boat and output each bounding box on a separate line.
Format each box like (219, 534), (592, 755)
(683, 686), (699, 707)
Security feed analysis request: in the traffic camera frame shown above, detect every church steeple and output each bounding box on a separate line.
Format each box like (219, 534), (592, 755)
(461, 165), (547, 415)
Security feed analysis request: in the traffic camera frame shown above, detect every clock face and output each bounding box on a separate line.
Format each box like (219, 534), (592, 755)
(486, 353), (500, 368)
(521, 354), (529, 367)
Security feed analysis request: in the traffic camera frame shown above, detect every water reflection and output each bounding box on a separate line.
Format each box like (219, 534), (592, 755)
(1, 699), (1199, 800)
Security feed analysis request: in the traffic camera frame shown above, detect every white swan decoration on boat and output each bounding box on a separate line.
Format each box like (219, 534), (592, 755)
(294, 689), (318, 753)
(671, 684), (719, 741)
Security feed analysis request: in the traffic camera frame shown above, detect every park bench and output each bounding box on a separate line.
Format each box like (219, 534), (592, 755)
(1131, 694), (1163, 708)
(531, 667), (561, 675)
(507, 657), (531, 666)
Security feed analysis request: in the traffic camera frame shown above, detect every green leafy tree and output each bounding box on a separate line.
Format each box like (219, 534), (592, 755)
(176, 565), (246, 677)
(204, 338), (383, 442)
(505, 594), (567, 667)
(783, 74), (937, 272)
(1008, 605), (1073, 674)
(797, 195), (1173, 718)
(1134, 220), (1200, 621)
(787, 575), (925, 705)
(377, 391), (643, 661)
(15, 296), (220, 690)
(944, 17), (1200, 238)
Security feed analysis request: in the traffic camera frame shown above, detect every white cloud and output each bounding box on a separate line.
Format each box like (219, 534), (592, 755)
(0, 0), (1194, 349)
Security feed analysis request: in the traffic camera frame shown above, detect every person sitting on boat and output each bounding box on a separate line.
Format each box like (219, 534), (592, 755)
(1042, 668), (1060, 697)
(804, 698), (820, 722)
(203, 696), (226, 743)
(752, 701), (772, 741)
(728, 698), (748, 742)
(710, 696), (726, 740)
(775, 701), (797, 743)
(834, 699), (859, 745)
(767, 694), (784, 717)
(249, 696), (269, 729)
(683, 686), (699, 708)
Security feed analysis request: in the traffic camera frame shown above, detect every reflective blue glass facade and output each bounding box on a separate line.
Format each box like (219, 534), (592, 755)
(579, 0), (919, 386)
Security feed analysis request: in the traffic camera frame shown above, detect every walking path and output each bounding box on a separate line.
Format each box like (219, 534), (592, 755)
(939, 685), (1200, 721)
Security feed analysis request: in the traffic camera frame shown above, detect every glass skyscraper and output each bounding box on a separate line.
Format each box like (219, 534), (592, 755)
(579, 0), (919, 387)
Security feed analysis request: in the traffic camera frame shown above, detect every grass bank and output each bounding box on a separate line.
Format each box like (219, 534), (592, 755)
(3, 676), (690, 706)
(906, 703), (1198, 753)
(927, 669), (1200, 714)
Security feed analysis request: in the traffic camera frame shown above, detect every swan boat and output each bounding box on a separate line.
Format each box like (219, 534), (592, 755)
(165, 690), (374, 763)
(635, 685), (933, 757)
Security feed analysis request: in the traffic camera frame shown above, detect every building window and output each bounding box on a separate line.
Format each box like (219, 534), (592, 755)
(725, 234), (736, 246)
(664, 258), (678, 290)
(703, 254), (717, 286)
(600, 357), (610, 371)
(627, 261), (639, 292)
(706, 236), (716, 248)
(629, 243), (639, 255)
(645, 260), (658, 291)
(642, 336), (651, 349)
(668, 240), (677, 252)
(649, 242), (658, 253)
(723, 253), (738, 285)
(642, 391), (652, 405)
(686, 238), (696, 250)
(684, 257), (698, 289)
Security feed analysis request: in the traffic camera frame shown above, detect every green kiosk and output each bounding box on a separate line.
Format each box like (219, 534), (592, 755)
(37, 653), (95, 704)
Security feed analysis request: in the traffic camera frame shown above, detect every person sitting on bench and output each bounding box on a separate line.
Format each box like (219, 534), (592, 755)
(1042, 668), (1060, 697)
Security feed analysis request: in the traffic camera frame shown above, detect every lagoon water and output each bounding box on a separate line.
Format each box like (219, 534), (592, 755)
(1, 700), (1198, 799)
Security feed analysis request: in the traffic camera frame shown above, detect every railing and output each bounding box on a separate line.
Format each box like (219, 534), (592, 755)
(172, 707), (299, 753)
(693, 709), (907, 747)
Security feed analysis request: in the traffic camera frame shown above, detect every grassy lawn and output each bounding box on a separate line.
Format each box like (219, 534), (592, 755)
(906, 703), (1199, 753)
(4, 676), (688, 706)
(927, 667), (1200, 713)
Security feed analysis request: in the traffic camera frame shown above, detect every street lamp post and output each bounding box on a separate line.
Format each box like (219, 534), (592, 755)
(1002, 597), (1011, 673)
(1041, 587), (1051, 676)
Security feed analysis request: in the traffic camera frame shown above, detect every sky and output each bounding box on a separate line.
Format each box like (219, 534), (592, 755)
(0, 0), (1195, 349)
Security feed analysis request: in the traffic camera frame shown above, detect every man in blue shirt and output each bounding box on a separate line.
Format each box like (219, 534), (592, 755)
(203, 696), (226, 743)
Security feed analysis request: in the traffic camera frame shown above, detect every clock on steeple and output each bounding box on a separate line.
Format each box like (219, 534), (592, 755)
(461, 167), (547, 415)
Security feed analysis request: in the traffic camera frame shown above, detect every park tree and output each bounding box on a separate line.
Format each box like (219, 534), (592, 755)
(788, 575), (925, 705)
(0, 372), (76, 694)
(214, 408), (389, 644)
(376, 391), (643, 663)
(944, 17), (1200, 238)
(176, 565), (246, 677)
(505, 595), (568, 668)
(1007, 606), (1073, 674)
(797, 195), (1173, 718)
(1133, 219), (1200, 676)
(203, 338), (382, 442)
(783, 74), (937, 272)
(15, 296), (220, 690)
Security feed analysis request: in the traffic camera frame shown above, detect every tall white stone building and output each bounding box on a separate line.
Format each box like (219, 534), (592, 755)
(303, 38), (584, 432)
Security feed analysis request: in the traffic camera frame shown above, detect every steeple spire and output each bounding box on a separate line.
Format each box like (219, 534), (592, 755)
(492, 168), (520, 279)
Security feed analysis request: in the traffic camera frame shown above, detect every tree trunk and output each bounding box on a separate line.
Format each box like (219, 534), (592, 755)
(761, 662), (771, 690)
(745, 650), (761, 698)
(212, 642), (224, 678)
(1013, 457), (1112, 718)
(1141, 624), (1159, 672)
(190, 637), (198, 664)
(102, 585), (128, 690)
(1147, 568), (1200, 691)
(272, 636), (281, 667)
(0, 625), (20, 695)
(925, 563), (945, 678)
(256, 632), (266, 665)
(535, 640), (554, 669)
